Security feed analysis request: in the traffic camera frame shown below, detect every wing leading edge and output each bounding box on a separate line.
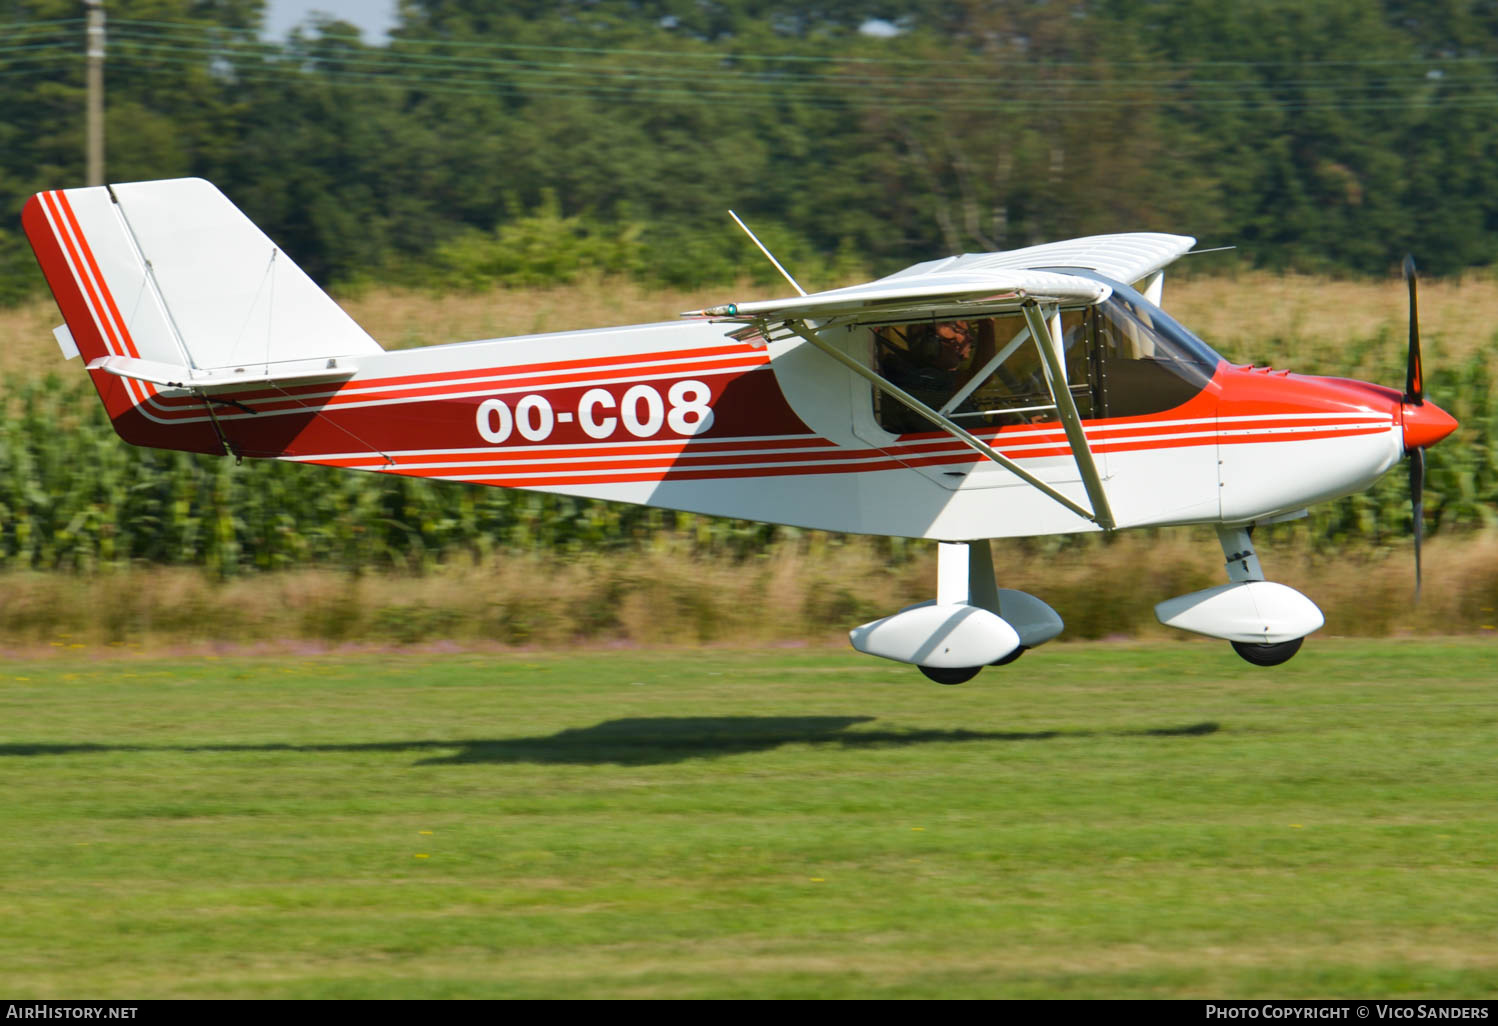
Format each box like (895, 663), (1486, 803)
(682, 232), (1195, 327)
(879, 232), (1197, 289)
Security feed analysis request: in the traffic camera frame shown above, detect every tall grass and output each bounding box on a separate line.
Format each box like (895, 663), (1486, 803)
(2, 531), (1495, 650)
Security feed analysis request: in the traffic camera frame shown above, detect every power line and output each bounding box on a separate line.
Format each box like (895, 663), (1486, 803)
(97, 28), (1477, 94)
(90, 28), (1497, 105)
(5, 17), (1496, 116)
(85, 16), (1498, 70)
(98, 49), (1498, 114)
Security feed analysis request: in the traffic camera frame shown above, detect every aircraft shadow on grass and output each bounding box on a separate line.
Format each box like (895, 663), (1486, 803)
(0, 717), (1218, 767)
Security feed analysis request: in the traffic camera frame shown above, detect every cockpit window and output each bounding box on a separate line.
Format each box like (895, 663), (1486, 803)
(870, 273), (1223, 433)
(1088, 288), (1218, 418)
(1065, 268), (1224, 371)
(873, 311), (1092, 434)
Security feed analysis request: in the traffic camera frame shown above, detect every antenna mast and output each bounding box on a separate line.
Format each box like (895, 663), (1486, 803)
(728, 210), (807, 297)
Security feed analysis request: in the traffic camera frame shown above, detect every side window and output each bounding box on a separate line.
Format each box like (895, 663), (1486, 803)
(872, 312), (1094, 434)
(1092, 297), (1214, 418)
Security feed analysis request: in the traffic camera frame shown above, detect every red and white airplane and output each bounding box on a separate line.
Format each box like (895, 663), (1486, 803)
(23, 178), (1458, 681)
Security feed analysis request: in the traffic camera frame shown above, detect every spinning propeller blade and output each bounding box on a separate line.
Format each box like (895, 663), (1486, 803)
(1404, 254), (1424, 405)
(1403, 255), (1427, 599)
(1410, 446), (1425, 601)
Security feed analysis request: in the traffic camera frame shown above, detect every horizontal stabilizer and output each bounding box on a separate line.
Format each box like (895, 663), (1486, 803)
(86, 354), (358, 394)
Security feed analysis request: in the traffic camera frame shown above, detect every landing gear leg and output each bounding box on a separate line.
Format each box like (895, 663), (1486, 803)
(849, 541), (1062, 682)
(1217, 526), (1306, 667)
(914, 541), (1000, 686)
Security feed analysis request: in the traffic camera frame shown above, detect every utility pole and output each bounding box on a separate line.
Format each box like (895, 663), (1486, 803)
(85, 0), (105, 186)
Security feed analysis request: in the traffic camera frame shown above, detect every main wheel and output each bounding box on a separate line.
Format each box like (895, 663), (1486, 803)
(919, 664), (982, 685)
(1230, 637), (1304, 667)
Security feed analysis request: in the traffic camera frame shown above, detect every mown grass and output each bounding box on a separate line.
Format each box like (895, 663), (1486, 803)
(1, 641), (1495, 998)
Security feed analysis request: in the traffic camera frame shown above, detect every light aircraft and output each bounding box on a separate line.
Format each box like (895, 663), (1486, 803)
(22, 178), (1458, 682)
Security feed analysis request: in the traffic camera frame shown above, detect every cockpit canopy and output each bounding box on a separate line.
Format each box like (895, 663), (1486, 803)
(872, 272), (1223, 434)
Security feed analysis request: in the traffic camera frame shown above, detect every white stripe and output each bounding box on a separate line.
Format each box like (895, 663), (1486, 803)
(53, 191), (158, 406)
(279, 432), (830, 462)
(901, 411), (1391, 446)
(437, 452), (905, 481)
(433, 423), (1395, 481)
(280, 421), (1393, 474)
(135, 363), (777, 424)
(43, 192), (145, 406)
(142, 349), (766, 412)
(1216, 411), (1393, 425)
(268, 350), (768, 405)
(380, 435), (1102, 472)
(342, 448), (876, 472)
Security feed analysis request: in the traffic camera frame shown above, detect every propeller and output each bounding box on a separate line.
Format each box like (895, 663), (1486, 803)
(1404, 254), (1423, 407)
(1403, 255), (1425, 599)
(1411, 445), (1424, 600)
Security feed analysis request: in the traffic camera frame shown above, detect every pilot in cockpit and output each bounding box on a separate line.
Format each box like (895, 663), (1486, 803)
(875, 319), (1000, 432)
(879, 320), (994, 392)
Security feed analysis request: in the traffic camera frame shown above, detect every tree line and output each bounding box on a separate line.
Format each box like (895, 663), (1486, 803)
(3, 0), (1498, 304)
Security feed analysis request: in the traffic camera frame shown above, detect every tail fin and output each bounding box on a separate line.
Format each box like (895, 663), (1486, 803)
(22, 178), (382, 451)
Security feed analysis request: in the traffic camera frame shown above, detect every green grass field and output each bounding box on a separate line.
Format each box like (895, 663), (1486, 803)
(2, 640), (1495, 998)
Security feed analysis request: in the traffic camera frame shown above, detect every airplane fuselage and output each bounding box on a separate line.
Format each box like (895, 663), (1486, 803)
(70, 314), (1414, 540)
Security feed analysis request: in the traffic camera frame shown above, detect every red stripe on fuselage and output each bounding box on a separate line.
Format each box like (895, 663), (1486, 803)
(136, 352), (773, 420)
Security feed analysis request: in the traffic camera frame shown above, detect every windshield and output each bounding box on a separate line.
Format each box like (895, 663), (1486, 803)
(869, 270), (1225, 433)
(1059, 269), (1225, 369)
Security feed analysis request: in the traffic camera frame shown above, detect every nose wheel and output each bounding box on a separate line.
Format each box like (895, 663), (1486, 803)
(919, 664), (983, 685)
(1230, 637), (1303, 667)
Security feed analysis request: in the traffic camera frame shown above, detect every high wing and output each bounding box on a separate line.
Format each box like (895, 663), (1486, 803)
(877, 232), (1197, 289)
(682, 233), (1198, 532)
(682, 232), (1196, 325)
(683, 267), (1108, 323)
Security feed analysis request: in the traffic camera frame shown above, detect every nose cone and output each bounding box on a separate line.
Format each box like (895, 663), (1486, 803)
(1402, 400), (1458, 451)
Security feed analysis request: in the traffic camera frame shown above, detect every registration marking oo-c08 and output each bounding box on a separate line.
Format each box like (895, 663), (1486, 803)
(476, 380), (715, 444)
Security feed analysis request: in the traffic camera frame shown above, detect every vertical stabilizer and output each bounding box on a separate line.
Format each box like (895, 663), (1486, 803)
(23, 178), (382, 383)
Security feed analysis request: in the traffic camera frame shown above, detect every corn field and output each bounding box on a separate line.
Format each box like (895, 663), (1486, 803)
(0, 342), (1494, 576)
(0, 376), (802, 575)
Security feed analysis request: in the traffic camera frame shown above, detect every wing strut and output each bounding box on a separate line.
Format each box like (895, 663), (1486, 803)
(781, 319), (1101, 525)
(1021, 302), (1115, 530)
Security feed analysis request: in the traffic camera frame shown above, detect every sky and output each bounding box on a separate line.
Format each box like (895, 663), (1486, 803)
(261, 0), (400, 43)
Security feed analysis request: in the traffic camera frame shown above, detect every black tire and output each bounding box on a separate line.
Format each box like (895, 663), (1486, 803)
(991, 646), (1027, 667)
(919, 664), (982, 685)
(1230, 637), (1304, 667)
